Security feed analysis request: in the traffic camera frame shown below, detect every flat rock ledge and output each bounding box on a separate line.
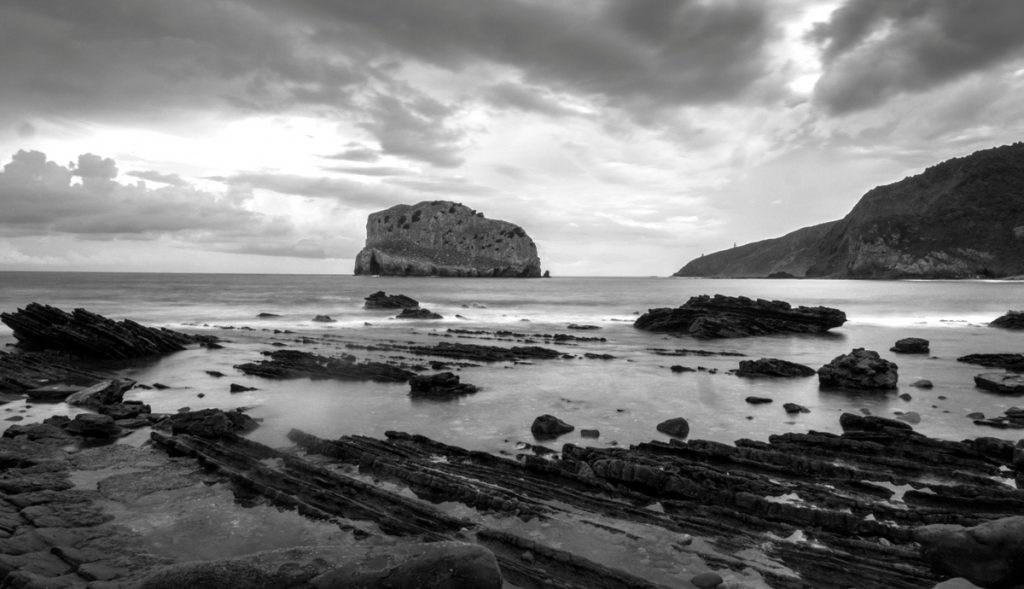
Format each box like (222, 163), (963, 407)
(736, 358), (816, 378)
(634, 294), (846, 339)
(0, 303), (215, 360)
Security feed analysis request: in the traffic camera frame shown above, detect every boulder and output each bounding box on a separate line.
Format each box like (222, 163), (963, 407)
(736, 358), (815, 378)
(991, 310), (1024, 330)
(531, 414), (574, 440)
(164, 409), (259, 438)
(783, 403), (810, 414)
(818, 348), (898, 390)
(634, 294), (845, 339)
(0, 303), (213, 359)
(916, 516), (1024, 588)
(975, 373), (1024, 395)
(409, 372), (479, 398)
(656, 417), (690, 439)
(353, 201), (543, 277)
(397, 308), (443, 320)
(64, 414), (121, 439)
(891, 337), (930, 354)
(364, 291), (420, 310)
(65, 379), (134, 408)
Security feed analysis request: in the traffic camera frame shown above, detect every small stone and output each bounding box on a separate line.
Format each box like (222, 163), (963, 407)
(899, 393), (912, 401)
(745, 396), (773, 404)
(783, 403), (810, 414)
(311, 315), (336, 323)
(896, 411), (921, 424)
(229, 384), (257, 393)
(670, 365), (695, 373)
(691, 572), (724, 589)
(967, 412), (985, 420)
(910, 379), (934, 389)
(580, 429), (600, 439)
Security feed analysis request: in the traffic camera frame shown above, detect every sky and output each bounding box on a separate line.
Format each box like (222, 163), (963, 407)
(2, 0), (1024, 276)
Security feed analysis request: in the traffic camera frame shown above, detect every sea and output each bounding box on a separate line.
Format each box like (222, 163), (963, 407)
(1, 271), (1023, 454)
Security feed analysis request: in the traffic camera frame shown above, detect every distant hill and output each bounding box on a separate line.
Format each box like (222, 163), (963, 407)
(675, 142), (1024, 279)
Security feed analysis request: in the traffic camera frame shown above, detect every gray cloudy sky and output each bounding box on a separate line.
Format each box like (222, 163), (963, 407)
(2, 0), (1023, 275)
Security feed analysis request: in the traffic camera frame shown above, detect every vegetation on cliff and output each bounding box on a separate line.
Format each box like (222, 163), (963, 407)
(676, 142), (1024, 278)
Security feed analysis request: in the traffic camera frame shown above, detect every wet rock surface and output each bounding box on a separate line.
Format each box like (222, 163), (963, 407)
(891, 338), (930, 354)
(408, 372), (479, 399)
(235, 349), (415, 383)
(736, 358), (815, 378)
(530, 414), (574, 440)
(634, 295), (846, 339)
(0, 303), (214, 359)
(990, 310), (1024, 330)
(363, 291), (419, 310)
(974, 373), (1024, 395)
(818, 348), (899, 390)
(396, 308), (443, 320)
(958, 353), (1024, 372)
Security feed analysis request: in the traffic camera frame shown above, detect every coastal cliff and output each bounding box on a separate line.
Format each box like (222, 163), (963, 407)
(353, 201), (542, 277)
(676, 142), (1024, 278)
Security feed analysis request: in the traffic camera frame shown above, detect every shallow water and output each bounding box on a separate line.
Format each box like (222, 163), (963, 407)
(2, 272), (1023, 453)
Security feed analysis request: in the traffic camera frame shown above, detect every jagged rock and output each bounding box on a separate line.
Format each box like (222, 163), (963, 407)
(65, 379), (134, 409)
(0, 350), (105, 395)
(163, 409), (258, 438)
(656, 418), (690, 438)
(958, 353), (1024, 372)
(98, 401), (151, 420)
(839, 412), (914, 434)
(891, 338), (930, 354)
(311, 315), (336, 323)
(634, 294), (845, 338)
(530, 415), (574, 440)
(676, 142), (1024, 279)
(353, 201), (543, 277)
(364, 291), (419, 310)
(974, 373), (1024, 395)
(783, 403), (810, 414)
(916, 516), (1024, 589)
(991, 310), (1024, 330)
(229, 383), (257, 393)
(397, 308), (443, 320)
(235, 349), (414, 382)
(0, 303), (213, 359)
(409, 372), (478, 398)
(818, 348), (898, 390)
(64, 414), (121, 439)
(736, 358), (816, 378)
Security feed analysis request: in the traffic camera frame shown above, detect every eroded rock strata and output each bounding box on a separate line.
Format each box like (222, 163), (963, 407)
(634, 295), (846, 338)
(353, 201), (542, 277)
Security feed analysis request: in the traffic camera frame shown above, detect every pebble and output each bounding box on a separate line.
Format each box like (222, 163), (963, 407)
(691, 572), (724, 588)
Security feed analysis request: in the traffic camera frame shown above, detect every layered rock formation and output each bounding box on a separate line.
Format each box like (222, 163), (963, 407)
(634, 294), (846, 338)
(353, 201), (542, 277)
(676, 142), (1024, 278)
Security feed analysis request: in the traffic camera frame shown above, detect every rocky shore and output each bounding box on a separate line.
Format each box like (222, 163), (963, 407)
(2, 301), (1024, 588)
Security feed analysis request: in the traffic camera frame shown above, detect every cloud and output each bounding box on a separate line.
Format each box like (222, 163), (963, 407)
(127, 170), (188, 186)
(325, 145), (382, 162)
(484, 82), (580, 117)
(810, 0), (1024, 113)
(360, 91), (466, 168)
(0, 149), (329, 259)
(223, 171), (405, 207)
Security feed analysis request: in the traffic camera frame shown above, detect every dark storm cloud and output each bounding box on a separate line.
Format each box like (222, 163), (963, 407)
(811, 0), (1024, 113)
(360, 92), (466, 168)
(0, 150), (310, 258)
(484, 82), (579, 117)
(295, 0), (777, 109)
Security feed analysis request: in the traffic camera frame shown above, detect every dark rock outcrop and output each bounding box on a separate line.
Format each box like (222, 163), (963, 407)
(783, 403), (810, 414)
(163, 408), (259, 438)
(736, 358), (816, 378)
(958, 353), (1024, 372)
(656, 417), (690, 438)
(353, 201), (542, 277)
(818, 348), (898, 390)
(397, 308), (443, 320)
(364, 291), (419, 310)
(891, 338), (930, 354)
(916, 516), (1024, 589)
(675, 142), (1024, 278)
(65, 379), (135, 408)
(530, 415), (574, 440)
(634, 294), (846, 338)
(974, 373), (1024, 395)
(0, 303), (212, 359)
(0, 350), (104, 395)
(991, 310), (1024, 330)
(235, 349), (414, 383)
(409, 372), (479, 398)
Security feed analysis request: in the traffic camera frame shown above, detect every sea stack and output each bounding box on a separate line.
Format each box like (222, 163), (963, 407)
(353, 201), (543, 277)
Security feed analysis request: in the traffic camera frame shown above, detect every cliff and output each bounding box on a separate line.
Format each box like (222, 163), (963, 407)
(675, 142), (1024, 279)
(353, 201), (543, 277)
